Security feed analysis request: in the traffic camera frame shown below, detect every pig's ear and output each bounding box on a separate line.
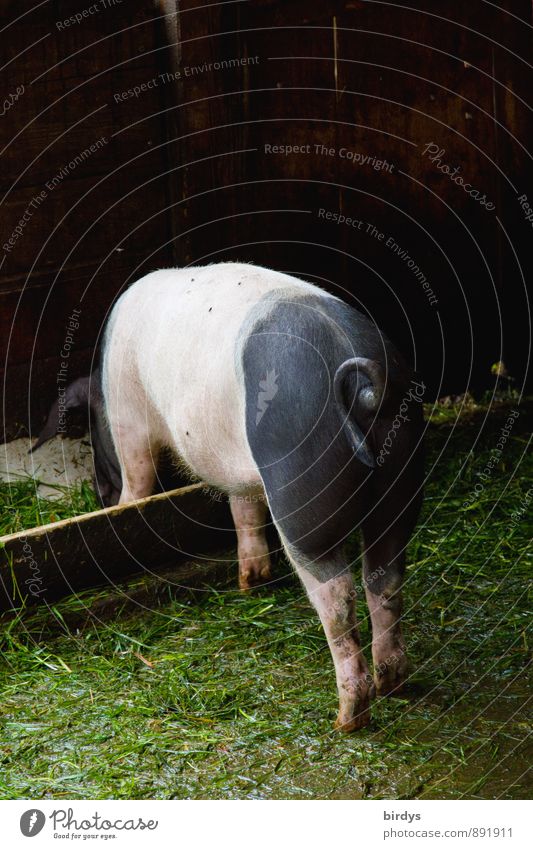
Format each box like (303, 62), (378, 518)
(30, 377), (91, 452)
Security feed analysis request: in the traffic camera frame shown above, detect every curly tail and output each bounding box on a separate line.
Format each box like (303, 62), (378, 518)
(333, 357), (384, 469)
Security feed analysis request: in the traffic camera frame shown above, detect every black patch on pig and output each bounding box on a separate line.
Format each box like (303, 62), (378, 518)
(240, 292), (421, 571)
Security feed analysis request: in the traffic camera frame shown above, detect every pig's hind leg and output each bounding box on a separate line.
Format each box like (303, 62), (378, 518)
(230, 494), (272, 590)
(361, 457), (423, 697)
(361, 522), (410, 697)
(284, 545), (372, 731)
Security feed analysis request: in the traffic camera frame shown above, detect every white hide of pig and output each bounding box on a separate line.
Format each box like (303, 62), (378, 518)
(102, 262), (333, 498)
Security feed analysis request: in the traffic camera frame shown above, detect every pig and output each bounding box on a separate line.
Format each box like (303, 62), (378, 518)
(100, 262), (425, 731)
(31, 370), (122, 506)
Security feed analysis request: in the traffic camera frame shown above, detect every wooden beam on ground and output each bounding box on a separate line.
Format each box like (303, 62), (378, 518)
(0, 483), (235, 613)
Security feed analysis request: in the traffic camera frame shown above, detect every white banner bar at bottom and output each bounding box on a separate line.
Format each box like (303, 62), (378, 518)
(0, 799), (530, 849)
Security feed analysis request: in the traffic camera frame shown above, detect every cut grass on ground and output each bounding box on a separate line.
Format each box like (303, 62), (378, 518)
(0, 402), (531, 799)
(0, 478), (99, 536)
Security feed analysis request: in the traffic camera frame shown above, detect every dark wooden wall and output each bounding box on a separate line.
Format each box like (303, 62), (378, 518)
(172, 0), (532, 396)
(1, 0), (531, 439)
(0, 0), (175, 438)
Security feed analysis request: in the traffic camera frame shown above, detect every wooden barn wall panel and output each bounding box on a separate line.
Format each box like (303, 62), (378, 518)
(166, 0), (250, 265)
(172, 0), (532, 395)
(333, 3), (502, 388)
(491, 5), (533, 396)
(2, 0), (530, 443)
(1, 168), (172, 279)
(0, 0), (176, 439)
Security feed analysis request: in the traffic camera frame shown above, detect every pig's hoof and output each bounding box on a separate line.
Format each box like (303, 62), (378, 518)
(374, 653), (408, 697)
(334, 703), (371, 732)
(334, 685), (372, 731)
(238, 559), (272, 590)
(376, 676), (406, 697)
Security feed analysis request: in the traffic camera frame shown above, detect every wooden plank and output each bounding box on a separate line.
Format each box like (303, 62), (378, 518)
(170, 0), (247, 265)
(173, 2), (343, 277)
(332, 1), (502, 392)
(0, 483), (235, 612)
(491, 0), (533, 391)
(331, 0), (531, 394)
(227, 15), (340, 279)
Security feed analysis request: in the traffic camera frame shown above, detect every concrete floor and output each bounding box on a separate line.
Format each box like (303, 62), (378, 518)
(0, 436), (94, 498)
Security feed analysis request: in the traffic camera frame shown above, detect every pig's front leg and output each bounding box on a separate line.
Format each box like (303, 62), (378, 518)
(230, 494), (272, 590)
(110, 421), (158, 505)
(290, 551), (372, 731)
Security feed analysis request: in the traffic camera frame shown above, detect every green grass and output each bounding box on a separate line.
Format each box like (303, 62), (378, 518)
(0, 403), (531, 799)
(0, 478), (99, 536)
